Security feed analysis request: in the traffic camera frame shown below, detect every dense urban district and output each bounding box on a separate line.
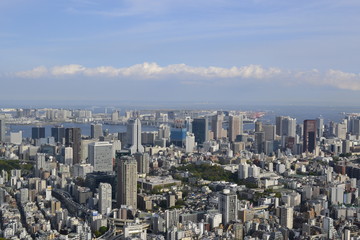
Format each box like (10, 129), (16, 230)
(0, 108), (360, 240)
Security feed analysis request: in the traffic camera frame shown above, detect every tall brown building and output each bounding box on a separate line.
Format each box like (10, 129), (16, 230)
(303, 120), (316, 153)
(65, 128), (81, 164)
(228, 115), (242, 142)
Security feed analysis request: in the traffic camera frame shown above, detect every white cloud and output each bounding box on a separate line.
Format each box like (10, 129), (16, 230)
(12, 62), (360, 91)
(15, 66), (48, 78)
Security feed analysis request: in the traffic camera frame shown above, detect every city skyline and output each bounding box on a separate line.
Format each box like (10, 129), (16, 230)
(1, 0), (360, 104)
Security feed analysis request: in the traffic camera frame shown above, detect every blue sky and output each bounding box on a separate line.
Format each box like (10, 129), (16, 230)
(1, 0), (360, 105)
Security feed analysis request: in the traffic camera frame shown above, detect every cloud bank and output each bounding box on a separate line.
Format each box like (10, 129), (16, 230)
(13, 62), (360, 91)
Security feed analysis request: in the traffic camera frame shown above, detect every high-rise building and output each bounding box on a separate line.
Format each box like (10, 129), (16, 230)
(64, 147), (73, 166)
(185, 132), (196, 153)
(218, 189), (237, 225)
(10, 131), (22, 145)
(65, 128), (82, 164)
(238, 163), (248, 179)
(117, 157), (138, 209)
(192, 118), (208, 144)
(280, 206), (293, 229)
(263, 124), (276, 141)
(255, 132), (265, 154)
(51, 126), (65, 143)
(99, 183), (112, 215)
(134, 152), (149, 174)
(228, 115), (243, 142)
(303, 120), (316, 153)
(275, 116), (284, 136)
(32, 126), (45, 139)
(88, 142), (113, 172)
(212, 113), (224, 140)
(255, 120), (263, 132)
(0, 118), (5, 142)
(316, 117), (324, 138)
(282, 117), (296, 137)
(127, 118), (144, 154)
(91, 124), (103, 139)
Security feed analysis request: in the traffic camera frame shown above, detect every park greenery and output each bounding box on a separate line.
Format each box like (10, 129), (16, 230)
(0, 159), (33, 174)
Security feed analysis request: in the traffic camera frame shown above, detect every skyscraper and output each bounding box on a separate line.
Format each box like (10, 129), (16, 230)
(91, 124), (103, 139)
(263, 124), (276, 141)
(212, 112), (224, 139)
(65, 128), (82, 164)
(117, 157), (138, 209)
(99, 182), (112, 215)
(88, 142), (113, 172)
(275, 116), (284, 136)
(127, 118), (144, 154)
(192, 118), (208, 144)
(0, 118), (5, 142)
(32, 126), (45, 139)
(281, 117), (296, 137)
(303, 120), (316, 153)
(134, 152), (149, 174)
(218, 189), (237, 225)
(316, 117), (324, 138)
(228, 115), (242, 142)
(255, 120), (263, 132)
(51, 126), (65, 143)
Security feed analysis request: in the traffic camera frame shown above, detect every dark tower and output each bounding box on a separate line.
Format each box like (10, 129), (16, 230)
(303, 120), (316, 153)
(65, 128), (82, 164)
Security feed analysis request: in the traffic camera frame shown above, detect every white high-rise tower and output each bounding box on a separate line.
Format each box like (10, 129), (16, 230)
(127, 118), (144, 154)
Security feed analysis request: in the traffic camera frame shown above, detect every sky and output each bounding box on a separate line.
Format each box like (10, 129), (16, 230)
(1, 0), (360, 106)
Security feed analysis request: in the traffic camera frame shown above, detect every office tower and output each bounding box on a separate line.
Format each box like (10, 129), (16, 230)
(111, 110), (119, 122)
(51, 126), (65, 143)
(185, 132), (196, 153)
(32, 126), (45, 139)
(91, 124), (103, 139)
(275, 116), (284, 136)
(281, 117), (296, 137)
(255, 132), (265, 154)
(255, 120), (263, 132)
(0, 118), (5, 142)
(280, 206), (293, 229)
(316, 117), (324, 138)
(185, 117), (192, 133)
(88, 142), (113, 172)
(342, 140), (351, 154)
(127, 118), (144, 154)
(134, 152), (149, 174)
(218, 189), (237, 225)
(99, 183), (112, 215)
(303, 120), (316, 153)
(64, 147), (73, 166)
(192, 118), (208, 144)
(10, 131), (22, 145)
(228, 115), (242, 142)
(65, 128), (82, 164)
(336, 122), (347, 139)
(212, 112), (224, 139)
(296, 124), (303, 139)
(263, 124), (276, 141)
(170, 127), (187, 147)
(117, 157), (138, 209)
